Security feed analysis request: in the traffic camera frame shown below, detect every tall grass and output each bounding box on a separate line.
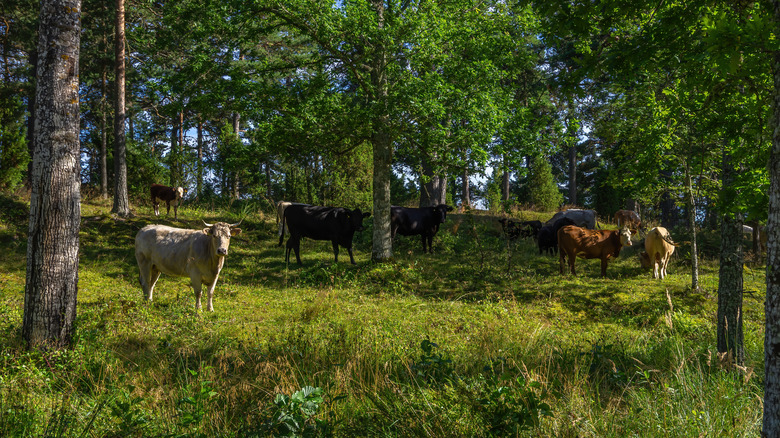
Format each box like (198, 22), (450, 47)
(0, 195), (765, 436)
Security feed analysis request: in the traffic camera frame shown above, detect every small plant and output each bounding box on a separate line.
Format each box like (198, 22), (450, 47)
(251, 386), (333, 437)
(108, 385), (150, 437)
(176, 368), (217, 436)
(476, 373), (553, 435)
(411, 339), (455, 384)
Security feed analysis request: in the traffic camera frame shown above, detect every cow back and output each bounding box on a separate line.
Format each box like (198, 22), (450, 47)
(558, 226), (624, 259)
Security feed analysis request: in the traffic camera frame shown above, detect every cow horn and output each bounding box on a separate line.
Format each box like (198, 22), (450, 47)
(202, 220), (214, 227)
(230, 219), (243, 228)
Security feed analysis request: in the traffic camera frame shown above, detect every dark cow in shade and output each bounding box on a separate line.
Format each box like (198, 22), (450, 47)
(391, 204), (453, 253)
(135, 221), (242, 311)
(537, 217), (576, 255)
(614, 209), (642, 230)
(499, 219), (543, 241)
(545, 209), (598, 229)
(151, 184), (185, 219)
(276, 201), (309, 237)
(558, 225), (636, 277)
(280, 204), (371, 265)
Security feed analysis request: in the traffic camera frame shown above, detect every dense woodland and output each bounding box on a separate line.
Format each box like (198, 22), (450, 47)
(3, 0), (780, 436)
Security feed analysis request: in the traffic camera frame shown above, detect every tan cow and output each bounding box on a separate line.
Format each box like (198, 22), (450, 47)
(135, 221), (242, 311)
(558, 225), (636, 277)
(639, 226), (676, 279)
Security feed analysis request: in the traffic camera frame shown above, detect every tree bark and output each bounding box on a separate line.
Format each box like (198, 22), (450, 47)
(23, 0), (81, 349)
(717, 213), (744, 364)
(419, 154), (446, 207)
(764, 4), (780, 432)
(461, 168), (470, 209)
(100, 64), (108, 199)
(111, 0), (130, 216)
(568, 144), (577, 205)
(197, 119), (203, 200)
(369, 0), (392, 262)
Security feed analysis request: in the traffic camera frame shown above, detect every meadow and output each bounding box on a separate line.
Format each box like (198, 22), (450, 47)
(0, 194), (766, 437)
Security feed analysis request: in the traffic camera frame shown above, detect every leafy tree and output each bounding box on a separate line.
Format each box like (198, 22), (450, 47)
(528, 154), (563, 211)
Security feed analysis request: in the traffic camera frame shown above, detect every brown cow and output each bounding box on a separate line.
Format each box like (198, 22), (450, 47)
(639, 227), (676, 279)
(614, 210), (641, 229)
(558, 225), (636, 277)
(135, 221), (242, 311)
(151, 184), (185, 219)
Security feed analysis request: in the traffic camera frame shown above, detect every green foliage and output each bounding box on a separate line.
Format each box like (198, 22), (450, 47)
(251, 386), (333, 438)
(528, 155), (563, 210)
(475, 371), (553, 435)
(0, 93), (29, 191)
(412, 339), (455, 384)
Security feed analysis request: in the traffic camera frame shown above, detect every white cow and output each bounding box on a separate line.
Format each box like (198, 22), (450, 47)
(135, 221), (242, 311)
(546, 209), (598, 229)
(639, 226), (676, 279)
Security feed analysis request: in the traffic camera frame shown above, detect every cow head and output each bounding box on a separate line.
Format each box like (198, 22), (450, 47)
(202, 220), (242, 256)
(619, 227), (635, 248)
(434, 204), (453, 223)
(345, 208), (371, 231)
(639, 251), (652, 268)
(175, 186), (185, 200)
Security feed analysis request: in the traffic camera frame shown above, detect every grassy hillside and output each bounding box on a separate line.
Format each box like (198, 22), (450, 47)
(0, 195), (765, 437)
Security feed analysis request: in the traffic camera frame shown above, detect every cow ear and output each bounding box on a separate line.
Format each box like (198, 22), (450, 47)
(362, 212), (371, 218)
(231, 228), (242, 236)
(445, 205), (453, 212)
(202, 228), (211, 235)
(631, 228), (638, 235)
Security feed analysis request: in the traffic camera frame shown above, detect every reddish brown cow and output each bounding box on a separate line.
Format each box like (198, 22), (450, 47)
(613, 210), (641, 229)
(151, 184), (185, 219)
(558, 225), (636, 277)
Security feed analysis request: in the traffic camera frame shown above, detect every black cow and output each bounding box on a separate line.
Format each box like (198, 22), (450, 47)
(498, 219), (543, 241)
(280, 204), (371, 265)
(391, 204), (453, 253)
(537, 217), (576, 255)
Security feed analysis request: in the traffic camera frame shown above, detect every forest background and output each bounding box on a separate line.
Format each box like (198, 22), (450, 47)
(2, 0), (780, 436)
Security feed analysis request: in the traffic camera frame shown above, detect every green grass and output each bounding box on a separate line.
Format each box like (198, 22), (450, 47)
(0, 194), (765, 436)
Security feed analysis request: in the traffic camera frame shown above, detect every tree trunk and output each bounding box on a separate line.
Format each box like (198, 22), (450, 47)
(232, 112), (240, 199)
(568, 144), (577, 205)
(369, 0), (392, 262)
(197, 119), (203, 200)
(764, 6), (780, 431)
(717, 147), (745, 366)
(419, 154), (446, 207)
(100, 65), (108, 199)
(717, 212), (744, 365)
(684, 161), (700, 291)
(501, 156), (510, 202)
(23, 0), (82, 349)
(461, 168), (470, 209)
(265, 161), (272, 199)
(111, 0), (130, 216)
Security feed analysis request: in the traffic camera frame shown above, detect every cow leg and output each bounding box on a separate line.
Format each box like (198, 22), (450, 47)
(653, 255), (660, 279)
(173, 201), (178, 220)
(347, 247), (356, 265)
(152, 198), (160, 216)
(204, 272), (220, 312)
(332, 241), (339, 263)
(190, 273), (203, 310)
(568, 251), (576, 276)
(420, 235), (427, 253)
(559, 248), (565, 274)
(166, 200), (172, 216)
(600, 258), (608, 277)
(427, 235), (434, 254)
(660, 255), (668, 279)
(137, 255), (153, 299)
(286, 236), (302, 265)
(144, 266), (161, 301)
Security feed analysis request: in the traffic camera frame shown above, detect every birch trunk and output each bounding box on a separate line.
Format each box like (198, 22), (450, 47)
(23, 0), (82, 349)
